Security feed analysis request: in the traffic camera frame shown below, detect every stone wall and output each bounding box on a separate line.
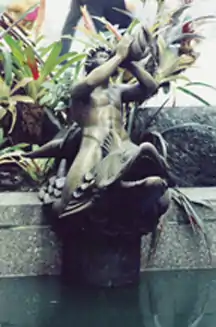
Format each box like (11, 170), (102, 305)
(0, 192), (61, 276)
(0, 188), (215, 277)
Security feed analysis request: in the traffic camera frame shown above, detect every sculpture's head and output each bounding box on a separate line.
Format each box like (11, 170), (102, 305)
(84, 46), (114, 74)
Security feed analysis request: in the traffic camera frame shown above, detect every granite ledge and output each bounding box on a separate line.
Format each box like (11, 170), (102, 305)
(0, 188), (215, 276)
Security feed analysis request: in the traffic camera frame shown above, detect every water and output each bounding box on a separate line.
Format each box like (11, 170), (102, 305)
(0, 269), (216, 327)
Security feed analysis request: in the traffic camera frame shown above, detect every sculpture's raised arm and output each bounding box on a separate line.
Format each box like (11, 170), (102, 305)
(70, 34), (134, 100)
(121, 61), (159, 103)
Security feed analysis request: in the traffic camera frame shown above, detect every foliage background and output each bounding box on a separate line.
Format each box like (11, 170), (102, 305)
(39, 0), (216, 107)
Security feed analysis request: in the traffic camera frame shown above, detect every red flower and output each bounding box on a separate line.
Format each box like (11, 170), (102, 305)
(27, 58), (40, 80)
(182, 21), (194, 34)
(26, 46), (40, 80)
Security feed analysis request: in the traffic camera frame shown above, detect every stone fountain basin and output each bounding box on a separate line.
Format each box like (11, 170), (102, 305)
(0, 188), (215, 277)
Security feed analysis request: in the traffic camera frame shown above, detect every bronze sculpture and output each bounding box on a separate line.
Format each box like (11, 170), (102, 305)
(25, 31), (170, 233)
(24, 31), (172, 286)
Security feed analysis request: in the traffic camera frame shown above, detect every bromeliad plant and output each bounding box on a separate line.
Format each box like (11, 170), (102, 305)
(75, 2), (216, 105)
(0, 142), (54, 188)
(29, 3), (216, 119)
(1, 34), (85, 101)
(0, 10), (86, 138)
(0, 12), (86, 186)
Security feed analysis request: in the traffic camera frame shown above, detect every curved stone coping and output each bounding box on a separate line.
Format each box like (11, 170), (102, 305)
(0, 188), (215, 277)
(179, 187), (216, 202)
(0, 192), (41, 205)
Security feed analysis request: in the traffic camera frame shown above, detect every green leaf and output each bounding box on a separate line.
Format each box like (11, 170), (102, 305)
(171, 4), (191, 22)
(1, 47), (12, 86)
(156, 48), (179, 81)
(35, 35), (45, 46)
(12, 63), (27, 80)
(56, 52), (79, 65)
(0, 143), (30, 156)
(10, 77), (33, 95)
(39, 93), (53, 106)
(157, 35), (167, 58)
(0, 128), (4, 143)
(160, 74), (191, 84)
(37, 41), (62, 84)
(3, 35), (25, 65)
(126, 18), (139, 34)
(54, 54), (86, 80)
(40, 81), (55, 90)
(185, 82), (216, 92)
(70, 36), (95, 48)
(177, 86), (211, 106)
(10, 95), (34, 103)
(181, 15), (216, 31)
(38, 41), (59, 58)
(0, 107), (7, 121)
(73, 60), (83, 83)
(0, 78), (10, 98)
(170, 33), (204, 45)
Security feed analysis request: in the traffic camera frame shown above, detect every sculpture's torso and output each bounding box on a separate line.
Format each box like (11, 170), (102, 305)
(70, 84), (127, 138)
(59, 84), (129, 212)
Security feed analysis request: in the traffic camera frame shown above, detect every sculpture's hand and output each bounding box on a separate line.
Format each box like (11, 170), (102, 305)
(116, 34), (133, 60)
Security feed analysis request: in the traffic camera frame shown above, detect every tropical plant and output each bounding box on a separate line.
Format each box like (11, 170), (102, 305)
(0, 76), (34, 133)
(0, 12), (85, 184)
(76, 3), (216, 106)
(0, 143), (54, 185)
(1, 34), (84, 97)
(0, 10), (86, 144)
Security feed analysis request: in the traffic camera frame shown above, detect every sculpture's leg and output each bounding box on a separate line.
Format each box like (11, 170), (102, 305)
(54, 127), (108, 216)
(24, 123), (82, 159)
(105, 141), (169, 190)
(94, 140), (167, 189)
(23, 139), (62, 159)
